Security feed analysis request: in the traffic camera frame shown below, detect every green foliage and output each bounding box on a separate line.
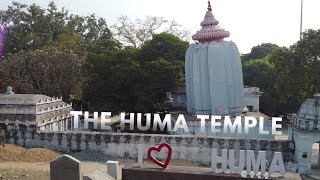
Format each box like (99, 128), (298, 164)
(270, 29), (320, 113)
(242, 43), (279, 62)
(140, 33), (189, 62)
(0, 47), (84, 101)
(0, 1), (112, 55)
(135, 59), (184, 112)
(83, 35), (185, 113)
(83, 47), (142, 113)
(242, 57), (277, 115)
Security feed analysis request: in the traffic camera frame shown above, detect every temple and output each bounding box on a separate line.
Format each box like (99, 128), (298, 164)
(185, 1), (244, 116)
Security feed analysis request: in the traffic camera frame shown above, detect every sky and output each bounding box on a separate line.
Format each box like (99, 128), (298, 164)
(1, 0), (320, 54)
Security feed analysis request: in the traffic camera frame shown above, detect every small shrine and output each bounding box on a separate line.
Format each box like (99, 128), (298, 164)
(289, 93), (320, 174)
(0, 86), (73, 131)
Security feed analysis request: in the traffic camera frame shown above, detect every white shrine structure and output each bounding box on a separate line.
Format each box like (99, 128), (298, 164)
(185, 1), (244, 116)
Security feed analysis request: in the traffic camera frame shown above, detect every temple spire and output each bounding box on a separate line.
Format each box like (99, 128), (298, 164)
(192, 1), (230, 42)
(207, 0), (212, 11)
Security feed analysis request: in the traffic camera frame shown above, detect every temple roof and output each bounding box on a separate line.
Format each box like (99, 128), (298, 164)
(0, 91), (72, 123)
(0, 94), (62, 105)
(297, 94), (320, 120)
(192, 1), (230, 42)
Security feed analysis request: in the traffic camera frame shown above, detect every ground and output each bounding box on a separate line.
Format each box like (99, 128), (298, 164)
(0, 129), (318, 179)
(0, 144), (198, 180)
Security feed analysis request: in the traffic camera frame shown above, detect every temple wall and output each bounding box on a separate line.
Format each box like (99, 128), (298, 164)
(5, 130), (295, 166)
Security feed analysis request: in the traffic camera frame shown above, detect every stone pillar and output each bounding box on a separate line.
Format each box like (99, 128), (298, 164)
(107, 160), (119, 179)
(293, 130), (313, 175)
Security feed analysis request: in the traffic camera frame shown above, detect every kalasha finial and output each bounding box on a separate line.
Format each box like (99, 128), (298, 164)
(207, 0), (212, 11)
(192, 1), (230, 42)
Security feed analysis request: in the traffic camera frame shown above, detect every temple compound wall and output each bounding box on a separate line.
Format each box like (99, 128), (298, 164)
(4, 129), (295, 168)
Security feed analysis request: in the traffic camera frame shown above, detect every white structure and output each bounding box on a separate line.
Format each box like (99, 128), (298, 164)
(244, 86), (262, 112)
(185, 1), (244, 116)
(289, 93), (320, 175)
(107, 160), (119, 179)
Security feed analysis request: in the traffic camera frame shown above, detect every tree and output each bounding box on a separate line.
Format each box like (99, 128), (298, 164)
(83, 44), (142, 113)
(242, 57), (278, 115)
(140, 32), (189, 63)
(135, 59), (184, 112)
(242, 43), (279, 62)
(83, 35), (185, 113)
(112, 15), (190, 47)
(0, 2), (112, 55)
(0, 47), (84, 101)
(270, 29), (320, 114)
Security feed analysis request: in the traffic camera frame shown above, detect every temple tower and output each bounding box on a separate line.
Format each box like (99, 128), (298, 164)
(185, 1), (244, 116)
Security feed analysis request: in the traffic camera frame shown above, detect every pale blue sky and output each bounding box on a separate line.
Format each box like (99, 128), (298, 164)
(1, 0), (320, 53)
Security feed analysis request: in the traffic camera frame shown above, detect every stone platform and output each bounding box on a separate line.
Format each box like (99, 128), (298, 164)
(122, 165), (301, 180)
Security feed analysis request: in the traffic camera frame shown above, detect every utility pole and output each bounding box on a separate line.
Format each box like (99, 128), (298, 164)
(300, 0), (304, 39)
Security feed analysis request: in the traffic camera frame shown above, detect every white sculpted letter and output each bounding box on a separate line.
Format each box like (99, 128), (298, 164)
(120, 113), (134, 131)
(223, 116), (242, 134)
(173, 114), (189, 132)
(101, 112), (112, 130)
(137, 113), (151, 131)
(246, 150), (266, 175)
(153, 114), (172, 131)
(70, 111), (82, 130)
(197, 115), (209, 133)
(244, 117), (257, 134)
(272, 117), (282, 135)
(269, 152), (286, 176)
(259, 117), (269, 135)
(211, 116), (222, 133)
(84, 111), (98, 129)
(211, 148), (228, 172)
(228, 149), (245, 173)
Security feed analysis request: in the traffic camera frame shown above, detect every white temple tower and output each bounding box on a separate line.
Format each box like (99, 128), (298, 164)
(185, 1), (244, 116)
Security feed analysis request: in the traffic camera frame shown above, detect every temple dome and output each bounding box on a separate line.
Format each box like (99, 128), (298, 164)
(297, 94), (320, 120)
(0, 94), (58, 105)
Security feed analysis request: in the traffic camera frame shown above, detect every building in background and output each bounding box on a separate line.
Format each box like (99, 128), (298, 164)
(172, 86), (261, 113)
(243, 86), (262, 112)
(0, 86), (73, 131)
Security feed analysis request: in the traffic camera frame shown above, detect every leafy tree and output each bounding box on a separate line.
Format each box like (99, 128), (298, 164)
(112, 15), (190, 47)
(140, 32), (189, 63)
(135, 59), (184, 112)
(242, 57), (277, 115)
(0, 47), (84, 101)
(83, 34), (185, 113)
(0, 2), (112, 55)
(242, 43), (279, 62)
(83, 45), (142, 113)
(270, 29), (320, 114)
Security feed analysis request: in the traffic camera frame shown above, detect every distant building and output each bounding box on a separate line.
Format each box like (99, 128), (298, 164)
(0, 86), (73, 131)
(243, 86), (262, 112)
(172, 86), (262, 113)
(171, 87), (186, 109)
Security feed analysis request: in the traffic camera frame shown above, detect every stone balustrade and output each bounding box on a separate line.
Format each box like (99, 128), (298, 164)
(5, 130), (295, 166)
(290, 115), (320, 131)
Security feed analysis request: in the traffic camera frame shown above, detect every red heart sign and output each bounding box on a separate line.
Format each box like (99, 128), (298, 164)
(147, 143), (172, 169)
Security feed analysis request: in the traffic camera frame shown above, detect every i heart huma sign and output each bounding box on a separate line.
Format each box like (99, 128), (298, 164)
(147, 143), (172, 169)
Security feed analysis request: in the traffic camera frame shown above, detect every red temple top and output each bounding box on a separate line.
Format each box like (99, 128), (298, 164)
(192, 1), (230, 42)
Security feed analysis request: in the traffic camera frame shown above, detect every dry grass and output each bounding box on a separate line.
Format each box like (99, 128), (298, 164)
(0, 144), (61, 163)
